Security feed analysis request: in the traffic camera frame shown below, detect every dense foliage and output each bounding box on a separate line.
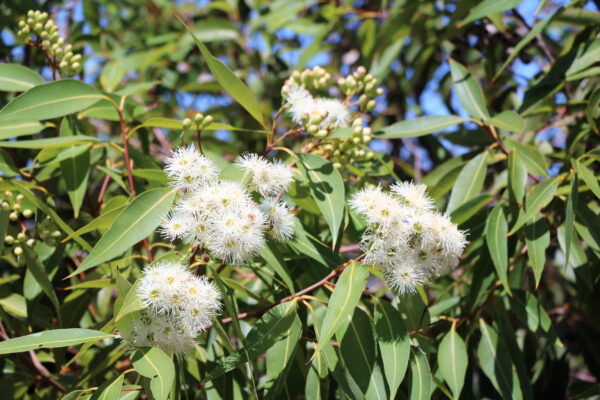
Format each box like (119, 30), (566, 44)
(1, 0), (600, 399)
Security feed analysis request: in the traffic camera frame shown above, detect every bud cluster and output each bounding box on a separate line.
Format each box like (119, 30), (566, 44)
(17, 10), (82, 76)
(2, 191), (63, 263)
(284, 66), (332, 92)
(350, 183), (468, 294)
(312, 118), (375, 170)
(182, 113), (214, 132)
(336, 66), (384, 112)
(130, 261), (221, 355)
(162, 146), (296, 264)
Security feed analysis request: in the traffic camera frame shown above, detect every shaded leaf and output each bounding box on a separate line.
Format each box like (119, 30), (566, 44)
(449, 59), (490, 120)
(488, 110), (524, 133)
(131, 347), (174, 400)
(0, 329), (113, 354)
(524, 216), (550, 288)
(573, 159), (600, 200)
(446, 151), (488, 214)
(486, 205), (511, 294)
(0, 64), (44, 91)
(461, 0), (522, 25)
(438, 324), (468, 398)
(409, 347), (432, 400)
(61, 149), (90, 218)
(90, 374), (124, 400)
(0, 120), (45, 140)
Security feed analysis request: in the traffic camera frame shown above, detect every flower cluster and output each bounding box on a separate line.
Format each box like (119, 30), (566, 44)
(130, 261), (221, 355)
(162, 145), (295, 263)
(350, 182), (468, 294)
(17, 10), (82, 76)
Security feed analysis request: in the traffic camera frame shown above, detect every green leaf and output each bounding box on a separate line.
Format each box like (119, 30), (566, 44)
(566, 37), (600, 78)
(488, 110), (524, 132)
(260, 241), (295, 294)
(264, 312), (302, 399)
(524, 216), (550, 289)
(22, 247), (61, 319)
(509, 290), (553, 334)
(375, 115), (467, 138)
(0, 79), (102, 122)
(0, 149), (18, 177)
(0, 120), (45, 140)
(314, 262), (369, 358)
(0, 135), (100, 149)
(508, 178), (558, 236)
(505, 139), (549, 178)
(494, 7), (563, 79)
(130, 347), (174, 400)
(0, 64), (44, 92)
(114, 277), (143, 321)
(564, 171), (578, 267)
(0, 328), (113, 354)
(449, 59), (490, 120)
(461, 0), (522, 25)
(438, 324), (468, 399)
(450, 194), (494, 225)
(202, 301), (299, 382)
(508, 149), (527, 203)
(62, 205), (126, 243)
(373, 299), (409, 399)
(573, 159), (600, 199)
(296, 153), (345, 247)
(409, 347), (432, 400)
(486, 205), (511, 294)
(336, 308), (388, 400)
(68, 187), (176, 276)
(177, 16), (267, 131)
(61, 150), (90, 218)
(478, 319), (522, 399)
(446, 151), (488, 214)
(90, 374), (124, 400)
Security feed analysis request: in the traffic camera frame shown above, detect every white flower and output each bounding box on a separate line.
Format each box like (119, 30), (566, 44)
(316, 98), (350, 129)
(137, 262), (188, 313)
(283, 84), (315, 125)
(165, 145), (219, 191)
(260, 198), (295, 242)
(236, 153), (294, 197)
(351, 182), (468, 294)
(160, 213), (191, 242)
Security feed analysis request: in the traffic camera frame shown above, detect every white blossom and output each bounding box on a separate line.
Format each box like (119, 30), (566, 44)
(260, 198), (295, 242)
(235, 153), (294, 197)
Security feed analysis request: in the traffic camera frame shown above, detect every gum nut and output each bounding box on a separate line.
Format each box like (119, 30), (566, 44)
(57, 38), (64, 46)
(34, 22), (43, 31)
(4, 191), (12, 198)
(40, 31), (48, 39)
(71, 62), (80, 71)
(203, 115), (213, 125)
(44, 20), (53, 29)
(182, 118), (192, 129)
(59, 61), (68, 69)
(17, 232), (26, 241)
(363, 135), (372, 144)
(27, 18), (35, 26)
(5, 235), (14, 244)
(376, 88), (384, 96)
(26, 239), (36, 248)
(333, 162), (342, 169)
(1, 202), (9, 211)
(19, 20), (26, 28)
(13, 247), (23, 256)
(333, 149), (341, 157)
(13, 203), (21, 212)
(193, 113), (203, 124)
(72, 54), (82, 62)
(358, 149), (366, 157)
(27, 10), (34, 17)
(307, 125), (318, 135)
(366, 100), (376, 111)
(22, 209), (33, 218)
(352, 137), (361, 145)
(64, 44), (72, 53)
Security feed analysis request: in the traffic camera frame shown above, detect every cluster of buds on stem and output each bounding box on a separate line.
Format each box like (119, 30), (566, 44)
(182, 113), (214, 132)
(284, 66), (332, 93)
(312, 118), (375, 170)
(2, 191), (62, 263)
(17, 10), (82, 76)
(337, 66), (383, 112)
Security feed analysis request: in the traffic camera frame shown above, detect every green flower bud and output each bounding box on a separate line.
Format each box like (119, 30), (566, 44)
(40, 31), (48, 39)
(70, 62), (80, 71)
(27, 10), (35, 18)
(17, 232), (26, 242)
(13, 203), (21, 212)
(316, 129), (328, 139)
(55, 48), (63, 58)
(366, 100), (376, 111)
(4, 191), (12, 199)
(13, 247), (23, 256)
(19, 20), (26, 28)
(357, 149), (366, 157)
(202, 115), (214, 127)
(34, 22), (43, 31)
(363, 135), (372, 144)
(352, 118), (363, 128)
(26, 238), (36, 248)
(1, 202), (9, 211)
(5, 235), (14, 245)
(307, 125), (319, 135)
(22, 209), (33, 218)
(50, 31), (59, 42)
(352, 137), (361, 145)
(59, 61), (68, 70)
(51, 230), (61, 238)
(182, 118), (192, 130)
(44, 20), (53, 30)
(333, 162), (342, 170)
(71, 54), (81, 62)
(27, 18), (35, 26)
(193, 113), (204, 124)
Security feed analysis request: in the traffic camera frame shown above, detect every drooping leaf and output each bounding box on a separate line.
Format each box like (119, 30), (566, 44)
(296, 153), (345, 247)
(508, 149), (527, 203)
(177, 16), (267, 131)
(61, 150), (90, 218)
(486, 205), (511, 294)
(409, 347), (432, 400)
(438, 323), (468, 399)
(314, 262), (369, 357)
(22, 247), (61, 319)
(260, 241), (295, 294)
(573, 159), (600, 199)
(68, 187), (176, 276)
(375, 115), (466, 138)
(505, 139), (549, 178)
(373, 299), (410, 399)
(0, 329), (113, 354)
(336, 308), (388, 400)
(264, 312), (302, 399)
(0, 79), (102, 121)
(449, 59), (490, 120)
(524, 216), (550, 289)
(90, 374), (125, 400)
(508, 178), (558, 236)
(446, 151), (488, 214)
(0, 64), (44, 92)
(130, 347), (174, 400)
(461, 0), (522, 25)
(564, 171), (579, 267)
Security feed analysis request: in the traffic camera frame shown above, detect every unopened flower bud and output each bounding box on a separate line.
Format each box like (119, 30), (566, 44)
(22, 209), (33, 218)
(17, 232), (26, 242)
(34, 22), (43, 31)
(193, 113), (204, 124)
(51, 230), (61, 238)
(366, 100), (376, 111)
(27, 10), (34, 18)
(182, 118), (192, 130)
(1, 202), (9, 211)
(13, 203), (21, 212)
(202, 115), (213, 127)
(70, 62), (80, 71)
(13, 247), (23, 256)
(4, 191), (12, 199)
(5, 235), (14, 244)
(26, 238), (36, 248)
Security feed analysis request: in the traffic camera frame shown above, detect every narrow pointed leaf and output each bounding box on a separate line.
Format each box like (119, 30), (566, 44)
(573, 159), (600, 199)
(461, 0), (522, 25)
(449, 59), (490, 120)
(314, 262), (369, 357)
(486, 205), (511, 294)
(264, 313), (302, 399)
(131, 347), (174, 400)
(0, 120), (45, 140)
(508, 178), (558, 235)
(61, 150), (90, 218)
(409, 347), (432, 400)
(0, 64), (44, 91)
(90, 374), (124, 400)
(564, 171), (578, 267)
(177, 16), (267, 131)
(508, 149), (527, 203)
(524, 216), (550, 288)
(488, 110), (524, 132)
(296, 153), (345, 247)
(505, 139), (549, 178)
(0, 135), (100, 149)
(373, 299), (409, 399)
(376, 115), (466, 138)
(0, 329), (113, 354)
(447, 151), (488, 214)
(438, 324), (468, 398)
(0, 79), (102, 121)
(69, 188), (176, 276)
